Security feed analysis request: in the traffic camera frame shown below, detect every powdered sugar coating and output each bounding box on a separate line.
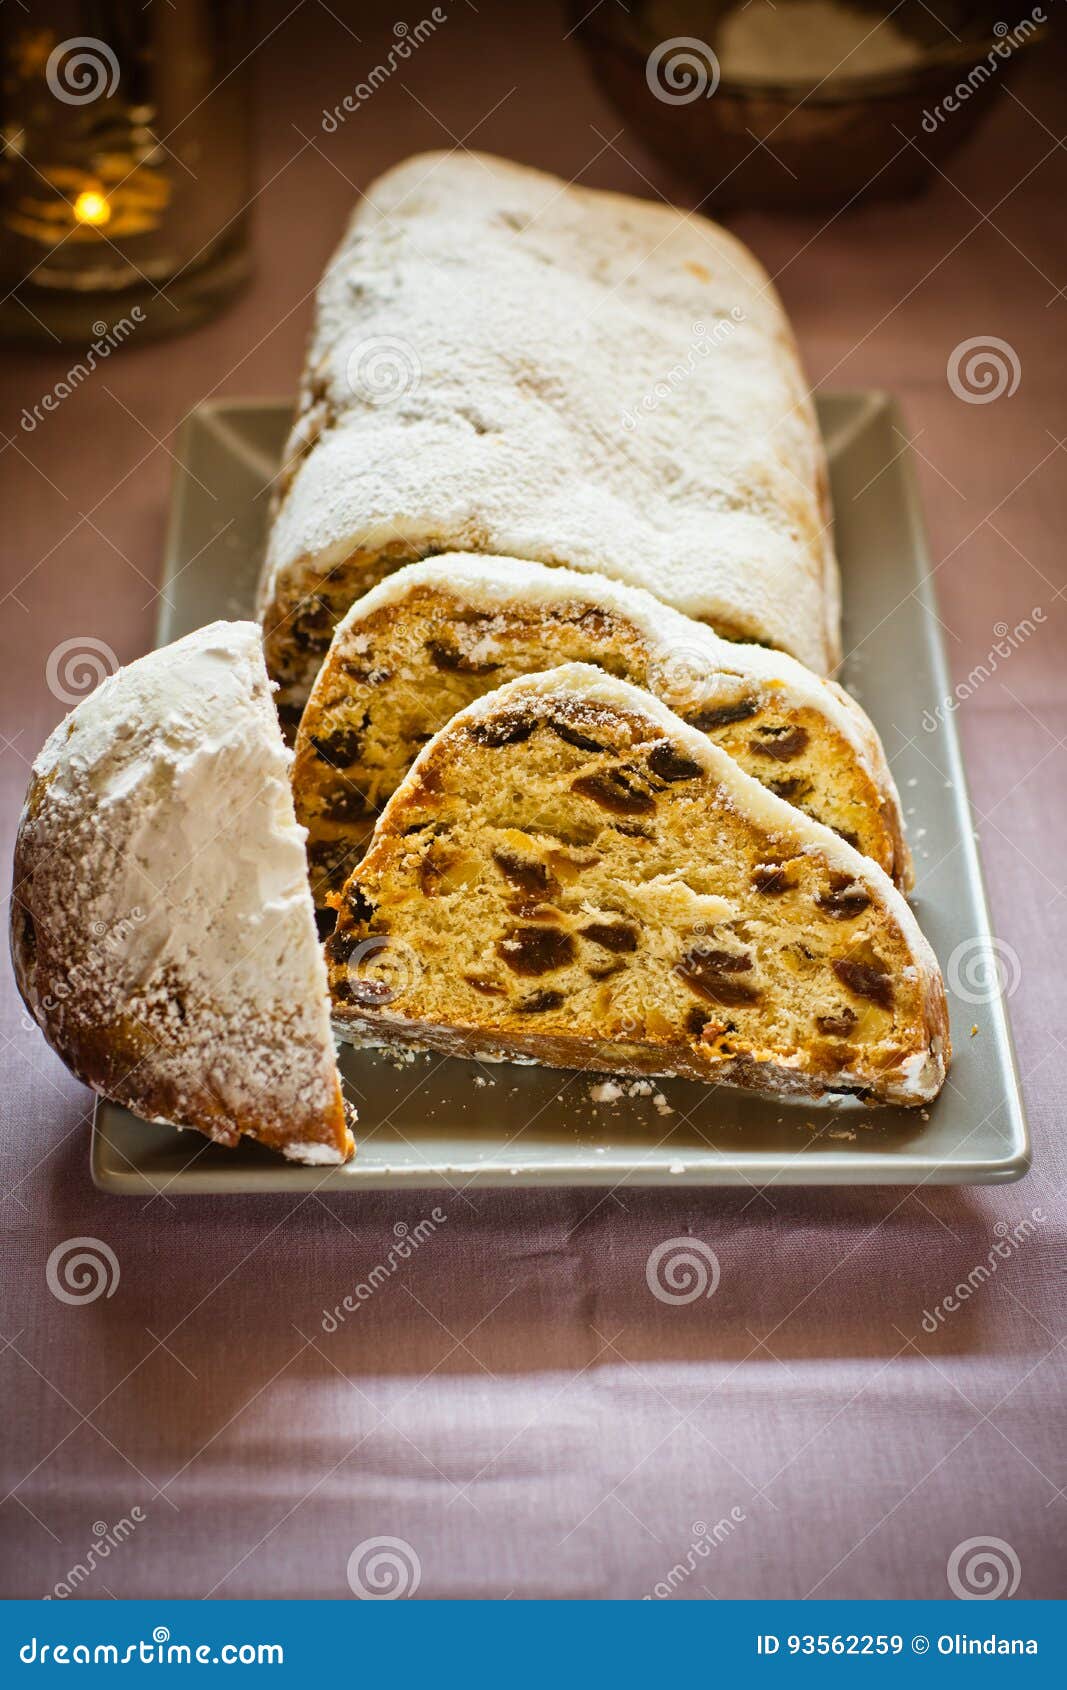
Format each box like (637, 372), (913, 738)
(259, 151), (839, 683)
(11, 621), (350, 1163)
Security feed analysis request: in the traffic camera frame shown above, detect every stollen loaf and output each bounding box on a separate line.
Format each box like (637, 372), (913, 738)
(258, 151), (840, 729)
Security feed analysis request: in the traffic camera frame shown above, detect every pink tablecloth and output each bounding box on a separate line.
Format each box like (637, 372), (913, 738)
(2, 1), (1064, 1601)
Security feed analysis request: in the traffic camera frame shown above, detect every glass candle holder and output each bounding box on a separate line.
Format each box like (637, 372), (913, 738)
(0, 2), (253, 343)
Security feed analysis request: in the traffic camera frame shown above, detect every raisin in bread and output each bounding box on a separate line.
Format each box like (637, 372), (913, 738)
(326, 666), (948, 1107)
(11, 622), (352, 1165)
(293, 555), (910, 909)
(258, 151), (839, 732)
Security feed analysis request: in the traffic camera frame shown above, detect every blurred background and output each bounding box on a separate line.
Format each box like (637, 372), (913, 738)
(0, 2), (1054, 339)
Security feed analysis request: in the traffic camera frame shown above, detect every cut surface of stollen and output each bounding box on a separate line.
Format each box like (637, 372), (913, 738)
(292, 554), (909, 910)
(325, 664), (948, 1108)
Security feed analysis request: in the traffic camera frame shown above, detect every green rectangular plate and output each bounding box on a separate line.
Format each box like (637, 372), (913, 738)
(91, 396), (1030, 1191)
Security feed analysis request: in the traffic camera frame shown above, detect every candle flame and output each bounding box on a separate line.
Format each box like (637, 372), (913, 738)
(73, 189), (110, 227)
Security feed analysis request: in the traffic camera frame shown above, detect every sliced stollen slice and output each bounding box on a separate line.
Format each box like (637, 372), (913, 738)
(11, 622), (353, 1165)
(325, 665), (948, 1107)
(258, 150), (839, 730)
(292, 555), (911, 909)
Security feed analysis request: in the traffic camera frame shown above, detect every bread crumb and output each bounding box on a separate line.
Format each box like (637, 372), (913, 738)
(590, 1080), (624, 1104)
(380, 1045), (420, 1068)
(589, 1077), (674, 1114)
